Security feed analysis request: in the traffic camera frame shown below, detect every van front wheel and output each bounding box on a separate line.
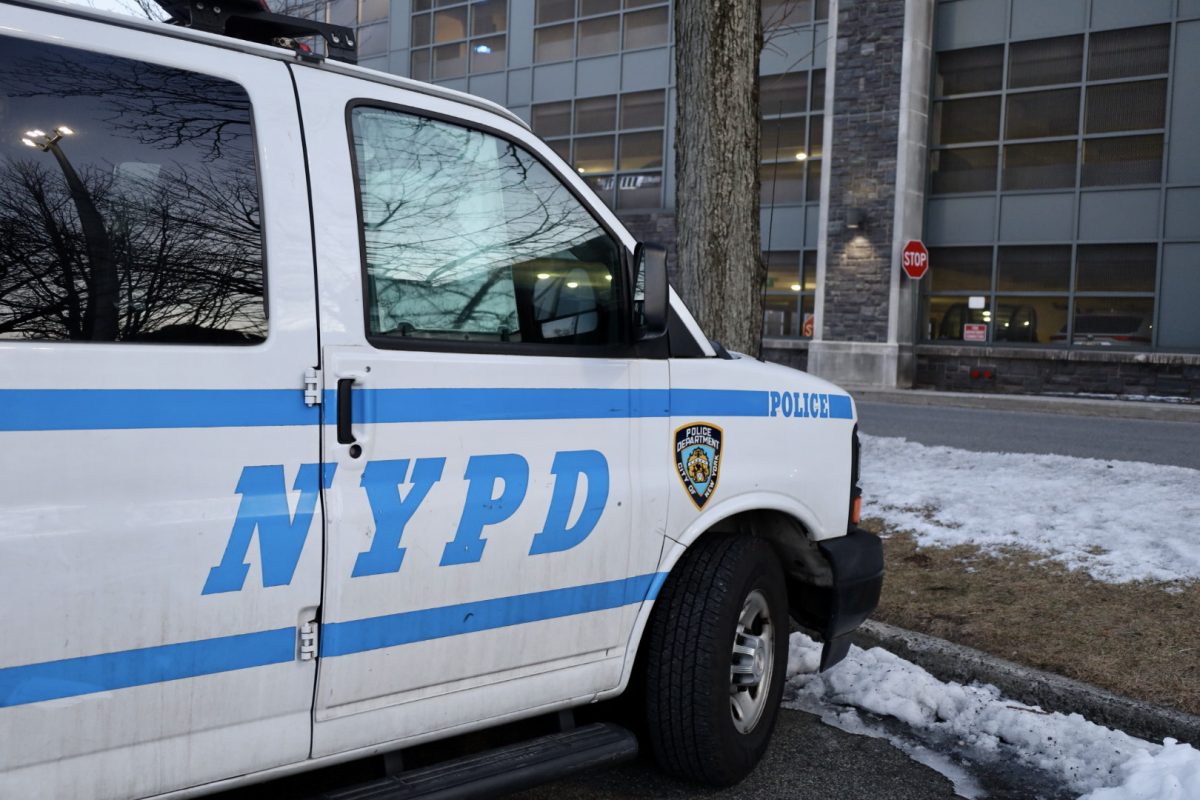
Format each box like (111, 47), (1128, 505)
(642, 534), (789, 786)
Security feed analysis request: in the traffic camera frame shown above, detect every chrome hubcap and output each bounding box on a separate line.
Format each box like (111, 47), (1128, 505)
(729, 589), (774, 734)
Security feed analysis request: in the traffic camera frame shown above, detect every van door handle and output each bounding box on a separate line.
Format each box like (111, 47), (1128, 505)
(337, 378), (356, 445)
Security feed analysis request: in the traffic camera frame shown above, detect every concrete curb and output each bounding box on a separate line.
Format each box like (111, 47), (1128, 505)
(851, 620), (1200, 747)
(845, 387), (1200, 423)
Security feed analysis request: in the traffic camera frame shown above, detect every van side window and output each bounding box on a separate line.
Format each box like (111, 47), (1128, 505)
(351, 107), (622, 347)
(0, 37), (266, 344)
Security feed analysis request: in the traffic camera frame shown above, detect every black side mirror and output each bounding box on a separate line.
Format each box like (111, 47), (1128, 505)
(634, 242), (668, 340)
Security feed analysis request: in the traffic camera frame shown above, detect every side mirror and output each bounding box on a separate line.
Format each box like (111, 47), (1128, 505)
(634, 242), (668, 340)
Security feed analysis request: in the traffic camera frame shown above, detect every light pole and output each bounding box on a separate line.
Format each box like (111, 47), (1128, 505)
(23, 126), (119, 341)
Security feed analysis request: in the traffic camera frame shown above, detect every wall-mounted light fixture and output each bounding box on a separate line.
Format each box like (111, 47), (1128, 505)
(846, 208), (866, 230)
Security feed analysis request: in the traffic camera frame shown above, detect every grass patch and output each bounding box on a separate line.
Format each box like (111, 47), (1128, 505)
(863, 519), (1200, 717)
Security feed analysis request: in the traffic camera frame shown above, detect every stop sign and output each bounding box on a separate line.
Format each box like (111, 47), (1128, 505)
(902, 240), (929, 280)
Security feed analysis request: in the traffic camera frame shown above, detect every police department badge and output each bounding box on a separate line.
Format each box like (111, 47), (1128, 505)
(674, 422), (723, 509)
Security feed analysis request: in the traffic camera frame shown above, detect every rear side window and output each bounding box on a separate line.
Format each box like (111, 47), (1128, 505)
(351, 106), (622, 348)
(0, 37), (266, 344)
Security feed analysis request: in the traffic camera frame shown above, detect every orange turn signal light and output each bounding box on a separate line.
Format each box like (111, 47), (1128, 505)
(851, 495), (862, 525)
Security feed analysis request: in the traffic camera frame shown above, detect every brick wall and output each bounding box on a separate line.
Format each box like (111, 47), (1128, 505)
(822, 0), (906, 343)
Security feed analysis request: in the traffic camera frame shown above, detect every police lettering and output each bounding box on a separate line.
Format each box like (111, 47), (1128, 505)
(768, 390), (833, 419)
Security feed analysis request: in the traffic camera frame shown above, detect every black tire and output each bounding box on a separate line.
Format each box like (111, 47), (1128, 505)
(641, 534), (789, 786)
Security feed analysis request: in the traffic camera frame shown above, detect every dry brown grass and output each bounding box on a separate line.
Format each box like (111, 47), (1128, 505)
(862, 518), (1200, 716)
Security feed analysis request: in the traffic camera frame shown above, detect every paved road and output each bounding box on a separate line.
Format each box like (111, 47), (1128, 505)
(857, 400), (1200, 469)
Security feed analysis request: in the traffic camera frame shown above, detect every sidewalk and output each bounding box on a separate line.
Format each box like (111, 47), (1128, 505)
(845, 387), (1200, 423)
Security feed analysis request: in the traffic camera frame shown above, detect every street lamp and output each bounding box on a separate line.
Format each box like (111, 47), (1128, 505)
(19, 124), (118, 341)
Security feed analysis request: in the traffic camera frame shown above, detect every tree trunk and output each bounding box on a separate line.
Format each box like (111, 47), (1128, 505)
(674, 0), (764, 357)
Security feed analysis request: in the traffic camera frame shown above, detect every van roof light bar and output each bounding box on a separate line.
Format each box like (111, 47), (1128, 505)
(155, 0), (357, 64)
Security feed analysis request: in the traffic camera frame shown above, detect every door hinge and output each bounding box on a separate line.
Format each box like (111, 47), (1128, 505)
(304, 368), (322, 407)
(299, 621), (319, 661)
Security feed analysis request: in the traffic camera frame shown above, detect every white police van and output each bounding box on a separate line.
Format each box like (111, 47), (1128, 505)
(0, 1), (882, 797)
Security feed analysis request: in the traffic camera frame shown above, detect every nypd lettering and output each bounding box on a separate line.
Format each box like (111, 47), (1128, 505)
(203, 449), (608, 594)
(674, 423), (723, 510)
(768, 390), (843, 419)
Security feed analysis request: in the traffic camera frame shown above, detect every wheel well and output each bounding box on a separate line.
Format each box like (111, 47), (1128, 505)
(692, 510), (833, 634)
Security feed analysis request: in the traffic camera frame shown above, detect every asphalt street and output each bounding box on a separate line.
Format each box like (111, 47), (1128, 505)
(856, 400), (1200, 469)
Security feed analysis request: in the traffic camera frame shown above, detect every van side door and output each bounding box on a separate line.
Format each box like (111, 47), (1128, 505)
(290, 67), (670, 757)
(0, 10), (322, 799)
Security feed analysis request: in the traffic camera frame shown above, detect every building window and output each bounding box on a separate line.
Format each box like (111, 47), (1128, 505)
(532, 89), (667, 210)
(762, 0), (829, 29)
(763, 251), (817, 339)
(410, 0), (508, 80)
(929, 25), (1170, 196)
(922, 245), (1158, 349)
(533, 0), (670, 64)
(760, 69), (824, 207)
(320, 0), (392, 60)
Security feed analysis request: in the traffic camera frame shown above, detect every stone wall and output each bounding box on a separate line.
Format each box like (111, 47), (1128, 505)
(916, 346), (1200, 401)
(821, 0), (907, 343)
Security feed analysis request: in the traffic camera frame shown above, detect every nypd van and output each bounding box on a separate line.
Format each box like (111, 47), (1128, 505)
(0, 1), (883, 797)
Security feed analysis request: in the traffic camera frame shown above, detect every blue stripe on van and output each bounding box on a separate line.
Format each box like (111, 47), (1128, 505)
(0, 574), (668, 708)
(320, 572), (667, 657)
(0, 628), (296, 708)
(0, 388), (851, 431)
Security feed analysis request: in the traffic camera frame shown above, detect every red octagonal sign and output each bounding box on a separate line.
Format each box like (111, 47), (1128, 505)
(902, 239), (929, 280)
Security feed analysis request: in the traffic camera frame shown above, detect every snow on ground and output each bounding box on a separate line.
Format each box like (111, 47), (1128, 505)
(859, 434), (1200, 584)
(786, 633), (1200, 800)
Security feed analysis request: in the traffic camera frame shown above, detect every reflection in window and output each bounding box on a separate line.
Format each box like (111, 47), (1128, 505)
(0, 37), (265, 344)
(411, 0), (508, 77)
(351, 108), (621, 346)
(762, 250), (816, 339)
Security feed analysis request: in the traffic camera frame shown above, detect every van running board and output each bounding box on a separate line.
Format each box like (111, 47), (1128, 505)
(318, 723), (639, 800)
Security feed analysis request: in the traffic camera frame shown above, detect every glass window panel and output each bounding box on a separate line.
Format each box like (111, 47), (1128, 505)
(359, 0), (389, 24)
(547, 138), (572, 162)
(584, 174), (615, 207)
(928, 247), (993, 292)
(433, 42), (467, 78)
(1085, 80), (1167, 134)
(806, 158), (821, 202)
(575, 95), (617, 133)
(410, 48), (431, 80)
(624, 7), (669, 49)
(760, 161), (805, 204)
(470, 36), (506, 72)
(810, 68), (825, 111)
(616, 172), (662, 209)
(619, 131), (663, 170)
(330, 0), (356, 27)
(577, 15), (620, 57)
(412, 12), (432, 47)
(815, 0), (828, 21)
(534, 22), (574, 61)
(808, 114), (823, 158)
(1005, 88), (1079, 140)
(925, 296), (991, 342)
(1070, 297), (1154, 346)
(1076, 244), (1157, 293)
(993, 297), (1062, 344)
(434, 7), (468, 42)
(933, 96), (1001, 145)
(532, 101), (572, 136)
(802, 251), (817, 291)
(1088, 25), (1170, 81)
(1007, 35), (1083, 88)
(1002, 141), (1078, 190)
(760, 116), (807, 161)
(764, 251), (800, 293)
(763, 293), (800, 338)
(352, 107), (621, 345)
(935, 45), (1003, 96)
(762, 0), (812, 28)
(536, 0), (574, 24)
(472, 0), (507, 35)
(574, 134), (616, 172)
(929, 146), (998, 194)
(1081, 134), (1163, 186)
(358, 23), (389, 56)
(414, 0), (431, 10)
(621, 90), (665, 129)
(997, 246), (1072, 292)
(581, 0), (619, 13)
(760, 72), (808, 116)
(625, 0), (665, 6)
(435, 0), (461, 5)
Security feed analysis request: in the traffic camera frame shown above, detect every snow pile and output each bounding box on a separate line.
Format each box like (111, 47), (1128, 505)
(786, 633), (1200, 799)
(859, 434), (1200, 584)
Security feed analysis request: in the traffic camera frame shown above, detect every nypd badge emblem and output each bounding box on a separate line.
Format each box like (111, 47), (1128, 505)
(674, 422), (723, 509)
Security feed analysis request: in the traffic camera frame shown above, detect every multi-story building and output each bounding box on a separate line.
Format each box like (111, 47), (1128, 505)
(338, 0), (1200, 399)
